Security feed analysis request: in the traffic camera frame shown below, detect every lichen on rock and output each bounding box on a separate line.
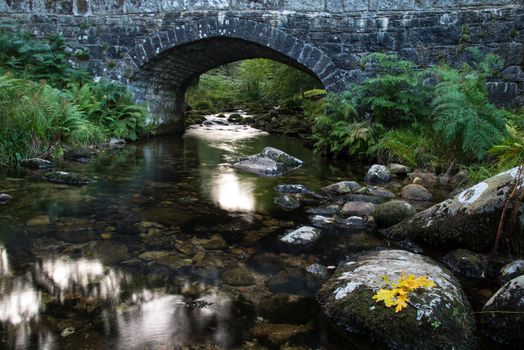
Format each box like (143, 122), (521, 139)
(317, 250), (476, 350)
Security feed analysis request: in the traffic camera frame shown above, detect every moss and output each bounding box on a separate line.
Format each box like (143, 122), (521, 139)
(318, 278), (476, 349)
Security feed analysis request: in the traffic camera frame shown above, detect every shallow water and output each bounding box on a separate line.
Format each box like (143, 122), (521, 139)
(0, 117), (492, 349)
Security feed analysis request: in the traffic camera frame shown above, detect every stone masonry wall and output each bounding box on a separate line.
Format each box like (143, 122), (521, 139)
(0, 0), (523, 132)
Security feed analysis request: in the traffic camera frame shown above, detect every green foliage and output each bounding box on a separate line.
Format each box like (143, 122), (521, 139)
(354, 53), (430, 126)
(185, 58), (321, 110)
(0, 29), (89, 87)
(489, 123), (524, 171)
(0, 74), (103, 165)
(68, 80), (149, 141)
(0, 30), (151, 166)
(369, 128), (437, 169)
(431, 64), (506, 161)
(311, 52), (512, 172)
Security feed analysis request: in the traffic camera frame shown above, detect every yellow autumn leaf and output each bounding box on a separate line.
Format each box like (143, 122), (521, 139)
(372, 288), (397, 307)
(372, 272), (437, 314)
(395, 292), (409, 313)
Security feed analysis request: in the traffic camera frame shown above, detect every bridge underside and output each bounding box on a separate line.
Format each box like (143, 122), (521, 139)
(132, 37), (323, 134)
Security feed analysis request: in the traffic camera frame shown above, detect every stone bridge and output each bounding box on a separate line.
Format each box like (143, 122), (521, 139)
(1, 0), (523, 133)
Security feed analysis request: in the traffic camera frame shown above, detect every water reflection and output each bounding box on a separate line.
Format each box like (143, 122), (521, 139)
(211, 170), (256, 212)
(0, 245), (235, 349)
(35, 258), (128, 302)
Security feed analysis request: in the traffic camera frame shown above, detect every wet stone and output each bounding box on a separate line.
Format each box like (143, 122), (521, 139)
(273, 194), (300, 211)
(233, 147), (302, 176)
(499, 260), (524, 284)
(306, 205), (340, 216)
(374, 200), (416, 227)
(401, 184), (433, 201)
(481, 275), (524, 345)
(42, 171), (96, 185)
(27, 215), (51, 226)
(309, 215), (333, 228)
(0, 193), (12, 204)
(341, 201), (375, 216)
(388, 163), (410, 176)
(365, 164), (391, 183)
(344, 194), (386, 204)
(322, 181), (361, 194)
(280, 226), (320, 245)
(65, 148), (95, 163)
(441, 249), (490, 280)
(20, 158), (54, 169)
(275, 184), (315, 195)
(138, 250), (171, 260)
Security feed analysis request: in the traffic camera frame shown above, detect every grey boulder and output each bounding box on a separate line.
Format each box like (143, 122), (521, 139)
(233, 147), (302, 176)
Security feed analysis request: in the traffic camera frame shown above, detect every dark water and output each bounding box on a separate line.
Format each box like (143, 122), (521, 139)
(0, 119), (488, 349)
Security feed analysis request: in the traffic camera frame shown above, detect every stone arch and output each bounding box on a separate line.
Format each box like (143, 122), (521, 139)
(120, 16), (344, 133)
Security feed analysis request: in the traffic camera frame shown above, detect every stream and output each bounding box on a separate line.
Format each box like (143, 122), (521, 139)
(0, 112), (498, 349)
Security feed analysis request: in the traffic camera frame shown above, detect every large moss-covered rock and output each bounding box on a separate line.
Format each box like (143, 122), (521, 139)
(373, 200), (416, 227)
(384, 167), (524, 253)
(480, 275), (524, 345)
(317, 250), (475, 350)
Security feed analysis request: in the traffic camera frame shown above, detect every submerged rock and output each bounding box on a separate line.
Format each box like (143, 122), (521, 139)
(401, 184), (433, 201)
(384, 167), (524, 253)
(20, 158), (54, 169)
(252, 322), (313, 347)
(280, 226), (320, 245)
(317, 250), (476, 350)
(233, 147), (302, 176)
(344, 194), (386, 204)
(0, 193), (12, 205)
(222, 265), (256, 286)
(42, 171), (96, 185)
(480, 275), (524, 345)
(275, 184), (315, 195)
(65, 148), (94, 163)
(306, 205), (340, 216)
(365, 164), (390, 183)
(81, 240), (128, 264)
(266, 268), (314, 296)
(373, 200), (416, 227)
(273, 194), (300, 211)
(499, 260), (524, 284)
(322, 181), (361, 194)
(248, 253), (286, 274)
(364, 186), (395, 199)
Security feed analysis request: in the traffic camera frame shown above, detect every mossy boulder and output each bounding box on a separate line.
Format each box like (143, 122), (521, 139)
(374, 200), (416, 227)
(317, 250), (476, 350)
(384, 167), (524, 253)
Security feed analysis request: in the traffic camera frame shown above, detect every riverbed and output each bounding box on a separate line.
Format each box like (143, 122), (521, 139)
(0, 114), (500, 349)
